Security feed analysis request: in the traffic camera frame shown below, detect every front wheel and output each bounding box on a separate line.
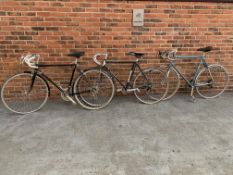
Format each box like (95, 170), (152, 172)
(1, 73), (49, 114)
(195, 64), (229, 99)
(73, 68), (115, 110)
(133, 68), (168, 104)
(163, 67), (180, 100)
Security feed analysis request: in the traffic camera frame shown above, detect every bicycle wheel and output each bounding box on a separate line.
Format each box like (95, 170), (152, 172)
(163, 67), (180, 100)
(133, 68), (168, 104)
(1, 73), (49, 114)
(195, 64), (229, 99)
(74, 68), (115, 110)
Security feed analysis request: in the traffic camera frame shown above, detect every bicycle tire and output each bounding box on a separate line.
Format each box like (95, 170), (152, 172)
(1, 73), (49, 114)
(73, 68), (115, 110)
(163, 67), (180, 100)
(195, 64), (229, 99)
(133, 68), (169, 104)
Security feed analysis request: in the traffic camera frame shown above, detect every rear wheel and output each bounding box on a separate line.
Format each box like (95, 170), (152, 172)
(1, 73), (49, 114)
(195, 64), (229, 99)
(133, 68), (168, 104)
(74, 68), (115, 109)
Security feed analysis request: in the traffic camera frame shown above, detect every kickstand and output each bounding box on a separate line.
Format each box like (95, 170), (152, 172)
(190, 87), (196, 103)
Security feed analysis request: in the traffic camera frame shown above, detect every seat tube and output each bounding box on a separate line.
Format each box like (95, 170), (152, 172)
(69, 65), (76, 87)
(127, 63), (136, 83)
(201, 55), (208, 68)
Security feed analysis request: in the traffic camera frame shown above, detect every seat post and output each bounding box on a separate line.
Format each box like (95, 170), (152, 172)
(74, 58), (78, 65)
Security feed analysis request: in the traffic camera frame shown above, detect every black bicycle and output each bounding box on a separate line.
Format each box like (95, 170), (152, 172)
(0, 52), (113, 114)
(76, 52), (169, 109)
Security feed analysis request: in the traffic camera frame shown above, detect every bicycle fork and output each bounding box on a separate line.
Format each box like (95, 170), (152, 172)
(26, 70), (38, 95)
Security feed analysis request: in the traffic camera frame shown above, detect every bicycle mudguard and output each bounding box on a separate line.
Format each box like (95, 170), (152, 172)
(24, 71), (51, 96)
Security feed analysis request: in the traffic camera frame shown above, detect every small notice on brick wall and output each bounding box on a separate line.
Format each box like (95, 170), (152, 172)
(133, 9), (144, 27)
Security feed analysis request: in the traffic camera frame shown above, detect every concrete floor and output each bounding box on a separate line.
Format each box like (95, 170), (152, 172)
(0, 93), (233, 175)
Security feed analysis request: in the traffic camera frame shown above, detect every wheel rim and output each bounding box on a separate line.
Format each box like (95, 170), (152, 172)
(134, 69), (168, 104)
(1, 73), (49, 114)
(74, 69), (115, 109)
(163, 68), (180, 100)
(196, 65), (229, 99)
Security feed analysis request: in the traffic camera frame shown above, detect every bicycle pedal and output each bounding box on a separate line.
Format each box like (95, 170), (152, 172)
(65, 95), (77, 104)
(126, 88), (139, 92)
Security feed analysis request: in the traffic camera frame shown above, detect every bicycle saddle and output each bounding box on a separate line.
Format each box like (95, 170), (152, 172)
(68, 51), (85, 58)
(127, 52), (144, 58)
(197, 46), (213, 52)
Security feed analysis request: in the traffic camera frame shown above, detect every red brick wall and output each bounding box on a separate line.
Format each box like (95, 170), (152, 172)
(0, 0), (233, 95)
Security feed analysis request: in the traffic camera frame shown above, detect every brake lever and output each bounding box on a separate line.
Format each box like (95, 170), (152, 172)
(20, 55), (25, 64)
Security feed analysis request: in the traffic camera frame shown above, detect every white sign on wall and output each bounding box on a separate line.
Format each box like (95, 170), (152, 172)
(133, 9), (144, 27)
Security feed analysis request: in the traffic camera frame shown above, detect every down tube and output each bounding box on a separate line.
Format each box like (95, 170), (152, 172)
(170, 63), (193, 87)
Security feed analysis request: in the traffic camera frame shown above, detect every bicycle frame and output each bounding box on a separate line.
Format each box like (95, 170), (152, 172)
(168, 54), (209, 87)
(102, 60), (149, 91)
(26, 63), (82, 96)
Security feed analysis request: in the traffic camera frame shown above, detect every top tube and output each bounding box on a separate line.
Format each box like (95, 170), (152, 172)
(175, 55), (205, 60)
(106, 60), (138, 64)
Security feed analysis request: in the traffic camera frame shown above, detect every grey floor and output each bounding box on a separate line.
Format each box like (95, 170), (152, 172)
(0, 93), (233, 175)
